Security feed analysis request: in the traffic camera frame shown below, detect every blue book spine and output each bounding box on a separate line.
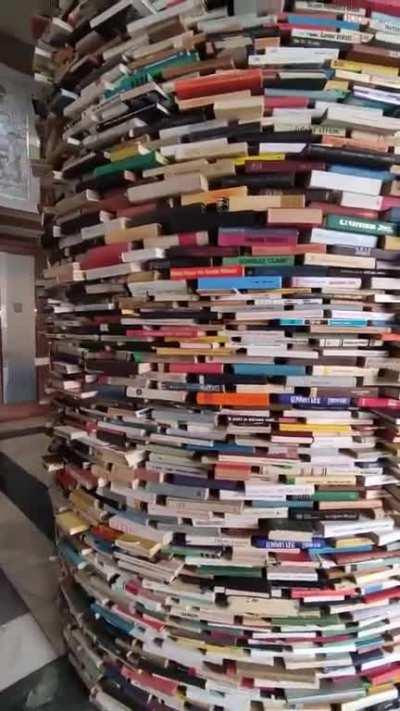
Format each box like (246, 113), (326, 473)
(328, 319), (367, 327)
(383, 208), (400, 222)
(361, 582), (391, 594)
(250, 501), (291, 508)
(171, 475), (238, 491)
(233, 364), (306, 376)
(185, 443), (254, 454)
(288, 14), (360, 30)
(277, 394), (350, 407)
(253, 538), (325, 549)
(346, 96), (394, 111)
(107, 507), (148, 525)
(91, 603), (134, 634)
(317, 545), (373, 554)
(58, 541), (85, 568)
(328, 164), (394, 182)
(197, 276), (282, 290)
(246, 266), (327, 277)
(280, 318), (306, 325)
(286, 501), (314, 509)
(97, 384), (125, 399)
(87, 535), (114, 555)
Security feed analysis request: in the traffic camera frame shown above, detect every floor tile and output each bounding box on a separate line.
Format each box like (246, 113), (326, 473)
(0, 568), (27, 626)
(0, 416), (47, 434)
(0, 655), (94, 710)
(0, 451), (54, 539)
(0, 418), (47, 441)
(0, 613), (58, 692)
(0, 433), (51, 488)
(0, 493), (63, 654)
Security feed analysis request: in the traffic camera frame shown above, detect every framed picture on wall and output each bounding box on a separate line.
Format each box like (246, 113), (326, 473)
(0, 63), (40, 214)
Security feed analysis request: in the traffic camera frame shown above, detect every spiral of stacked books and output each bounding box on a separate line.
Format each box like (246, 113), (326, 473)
(32, 0), (400, 709)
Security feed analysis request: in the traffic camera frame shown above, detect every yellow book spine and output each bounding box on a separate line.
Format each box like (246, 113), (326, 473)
(235, 152), (286, 165)
(331, 58), (399, 77)
(335, 537), (372, 548)
(280, 423), (352, 433)
(325, 79), (349, 91)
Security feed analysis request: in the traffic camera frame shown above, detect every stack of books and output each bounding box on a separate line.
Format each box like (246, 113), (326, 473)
(33, 0), (400, 709)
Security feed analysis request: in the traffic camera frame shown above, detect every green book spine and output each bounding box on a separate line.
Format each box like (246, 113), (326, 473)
(105, 51), (199, 99)
(223, 256), (295, 266)
(94, 151), (162, 177)
(275, 615), (341, 626)
(165, 546), (221, 557)
(326, 213), (396, 236)
(198, 566), (262, 577)
(314, 491), (359, 502)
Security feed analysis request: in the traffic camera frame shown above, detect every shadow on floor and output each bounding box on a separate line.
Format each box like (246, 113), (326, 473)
(0, 657), (94, 710)
(0, 453), (54, 541)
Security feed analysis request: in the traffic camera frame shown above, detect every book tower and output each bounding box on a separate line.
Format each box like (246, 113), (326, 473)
(34, 0), (400, 709)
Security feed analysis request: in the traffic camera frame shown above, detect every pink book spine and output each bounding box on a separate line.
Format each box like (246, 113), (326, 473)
(177, 232), (208, 246)
(168, 363), (223, 374)
(218, 233), (298, 246)
(381, 196), (400, 210)
(126, 327), (203, 337)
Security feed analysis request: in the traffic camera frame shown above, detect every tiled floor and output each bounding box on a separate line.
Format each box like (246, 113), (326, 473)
(0, 417), (48, 440)
(0, 658), (93, 710)
(0, 431), (93, 708)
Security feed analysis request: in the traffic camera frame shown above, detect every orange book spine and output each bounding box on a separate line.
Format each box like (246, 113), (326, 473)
(175, 69), (263, 100)
(196, 392), (269, 407)
(252, 244), (326, 256)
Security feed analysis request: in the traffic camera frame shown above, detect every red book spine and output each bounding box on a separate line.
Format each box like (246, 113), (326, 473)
(168, 363), (223, 374)
(357, 398), (400, 408)
(177, 232), (207, 246)
(80, 242), (130, 269)
(56, 468), (73, 490)
(117, 201), (159, 218)
(175, 69), (263, 100)
(170, 265), (244, 279)
(64, 464), (97, 488)
(91, 525), (120, 542)
(252, 244), (326, 256)
(98, 188), (131, 212)
(364, 587), (400, 604)
(121, 665), (178, 696)
(309, 202), (380, 220)
(264, 96), (309, 109)
(382, 333), (400, 342)
(366, 664), (400, 685)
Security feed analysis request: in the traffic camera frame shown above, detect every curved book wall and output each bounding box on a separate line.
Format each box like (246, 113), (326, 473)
(34, 0), (400, 709)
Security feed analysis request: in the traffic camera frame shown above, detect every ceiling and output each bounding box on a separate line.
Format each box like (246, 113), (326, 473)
(0, 0), (52, 45)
